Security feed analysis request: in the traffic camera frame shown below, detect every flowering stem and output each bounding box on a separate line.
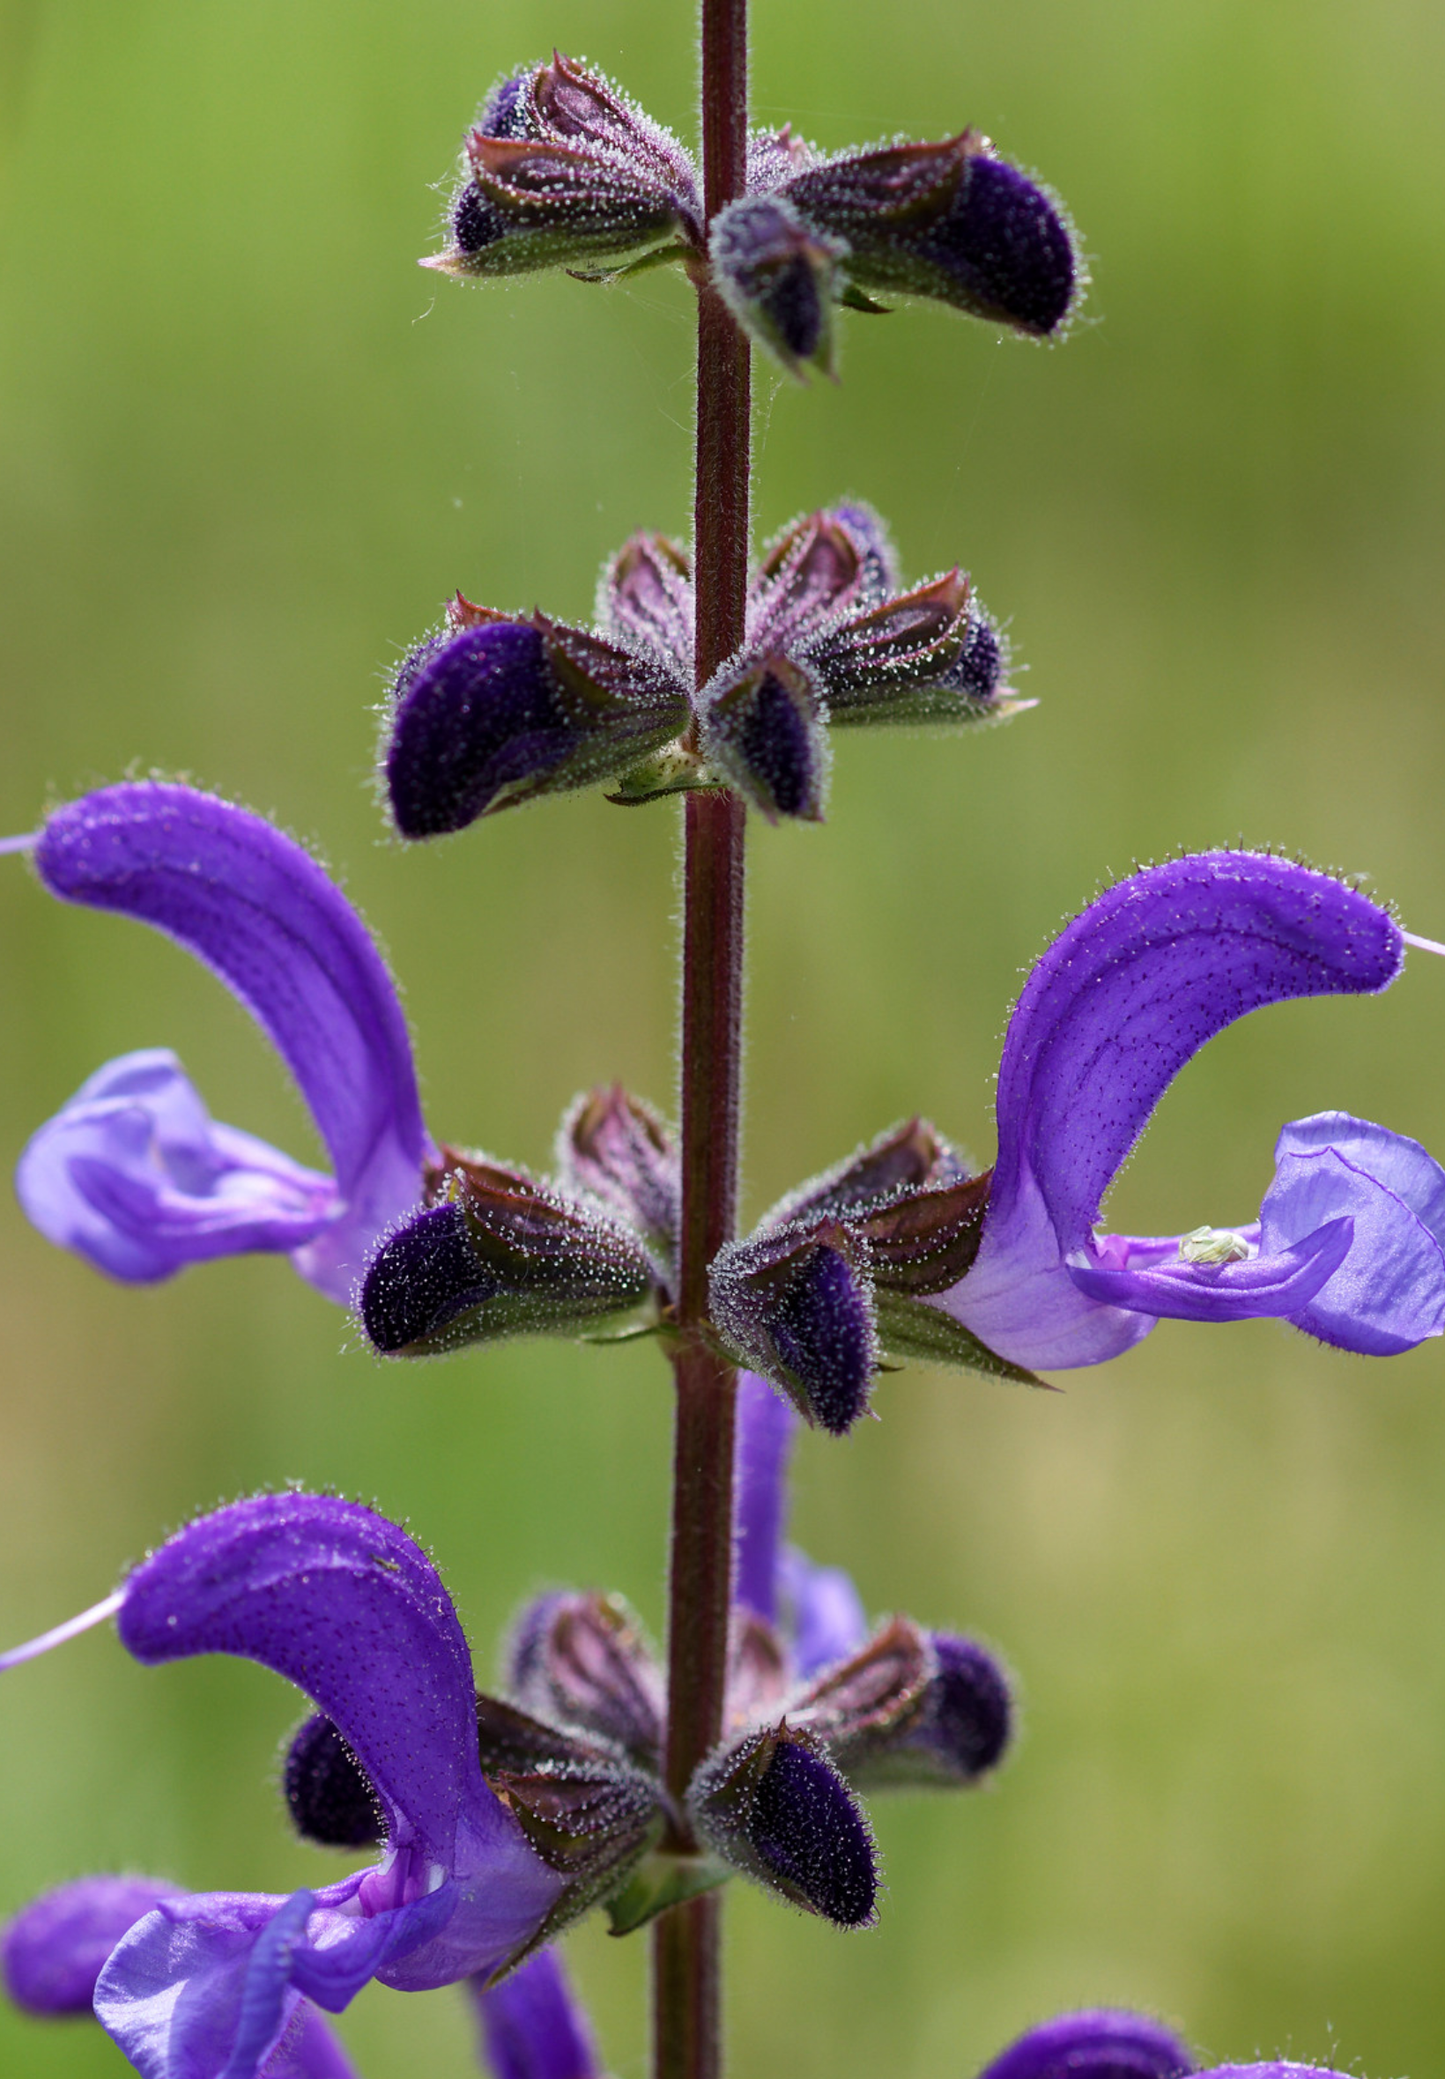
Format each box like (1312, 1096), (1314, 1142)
(653, 5), (751, 2077)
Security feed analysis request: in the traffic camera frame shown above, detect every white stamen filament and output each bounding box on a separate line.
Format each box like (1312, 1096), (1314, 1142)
(1403, 930), (1445, 960)
(0, 1588), (125, 1672)
(0, 832), (38, 856)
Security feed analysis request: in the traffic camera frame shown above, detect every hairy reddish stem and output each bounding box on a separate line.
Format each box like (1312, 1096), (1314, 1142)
(653, 4), (751, 2077)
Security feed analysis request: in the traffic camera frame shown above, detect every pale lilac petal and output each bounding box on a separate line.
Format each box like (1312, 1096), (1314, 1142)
(943, 855), (1402, 1368)
(35, 783), (432, 1300)
(1261, 1114), (1445, 1353)
(1068, 1220), (1353, 1323)
(733, 1371), (797, 1624)
(778, 1549), (869, 1680)
(974, 2009), (1193, 2079)
(16, 1053), (338, 1283)
(3, 1874), (182, 2015)
(471, 1948), (603, 2079)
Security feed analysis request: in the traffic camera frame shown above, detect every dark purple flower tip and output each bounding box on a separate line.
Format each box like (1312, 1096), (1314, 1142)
(386, 622), (570, 836)
(360, 1200), (499, 1354)
(931, 154), (1078, 337)
(471, 1945), (604, 2079)
(975, 2009), (1194, 2079)
(361, 1161), (654, 1359)
(452, 180), (509, 255)
(480, 73), (534, 142)
(749, 1738), (878, 1927)
(284, 1713), (382, 1849)
(925, 1633), (1014, 1778)
(949, 607), (1006, 700)
(699, 655), (831, 822)
(3, 1875), (182, 2016)
(710, 1224), (877, 1434)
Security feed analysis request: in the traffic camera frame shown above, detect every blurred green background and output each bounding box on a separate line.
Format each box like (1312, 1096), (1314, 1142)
(2, 0), (1444, 2072)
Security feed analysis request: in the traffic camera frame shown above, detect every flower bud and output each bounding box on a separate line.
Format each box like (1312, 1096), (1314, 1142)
(782, 134), (1080, 339)
(709, 195), (845, 380)
(709, 1220), (875, 1434)
(697, 654), (830, 823)
(283, 1711), (382, 1847)
(976, 2011), (1194, 2079)
(509, 1591), (665, 1767)
(767, 1117), (967, 1227)
(385, 615), (689, 838)
(359, 1155), (654, 1356)
(425, 56), (701, 283)
(796, 1621), (1013, 1790)
(803, 570), (974, 719)
(688, 1723), (877, 1926)
(748, 511), (870, 652)
(555, 1086), (679, 1287)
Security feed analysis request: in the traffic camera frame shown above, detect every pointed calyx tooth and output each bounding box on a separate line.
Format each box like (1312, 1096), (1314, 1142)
(359, 1152), (654, 1357)
(385, 611), (689, 838)
(472, 1693), (665, 1941)
(697, 653), (831, 823)
(509, 1590), (666, 1767)
(708, 1219), (877, 1434)
(283, 1712), (383, 1848)
(556, 1086), (679, 1284)
(688, 1722), (878, 1927)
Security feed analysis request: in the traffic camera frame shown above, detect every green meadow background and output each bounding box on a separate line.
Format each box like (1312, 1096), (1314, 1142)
(2, 0), (1444, 2072)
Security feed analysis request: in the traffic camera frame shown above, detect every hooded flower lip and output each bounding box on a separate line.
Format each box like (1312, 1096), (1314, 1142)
(2, 1875), (360, 2079)
(932, 851), (1443, 1370)
(18, 783), (433, 1303)
(974, 2009), (1194, 2079)
(0, 1493), (565, 2079)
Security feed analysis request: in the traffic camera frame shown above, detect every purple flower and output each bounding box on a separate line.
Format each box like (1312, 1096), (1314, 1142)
(2, 1493), (566, 2078)
(16, 783), (433, 1303)
(971, 2010), (1360, 2079)
(3, 1875), (359, 2076)
(469, 1946), (604, 2079)
(932, 853), (1443, 1368)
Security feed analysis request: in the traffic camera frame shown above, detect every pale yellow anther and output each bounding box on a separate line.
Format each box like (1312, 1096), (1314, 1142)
(1177, 1225), (1252, 1266)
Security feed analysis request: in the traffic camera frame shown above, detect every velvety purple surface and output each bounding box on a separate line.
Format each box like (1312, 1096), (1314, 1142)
(3, 1875), (182, 2015)
(472, 1948), (603, 2079)
(941, 854), (1417, 1368)
(934, 155), (1077, 337)
(31, 784), (430, 1300)
(749, 1740), (877, 1927)
(733, 1372), (797, 1624)
(98, 1494), (563, 2078)
(975, 2008), (1193, 2079)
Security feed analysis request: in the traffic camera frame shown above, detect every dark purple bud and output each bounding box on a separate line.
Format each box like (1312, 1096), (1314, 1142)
(480, 73), (534, 142)
(942, 604), (1007, 702)
(782, 133), (1080, 341)
(599, 532), (694, 674)
(976, 2010), (1195, 2079)
(509, 1590), (665, 1767)
(689, 1724), (877, 1927)
(803, 570), (975, 720)
(934, 154), (1078, 339)
(710, 196), (843, 380)
(385, 615), (689, 837)
(710, 1221), (876, 1434)
(360, 1155), (654, 1357)
(3, 1876), (183, 2016)
(283, 1711), (382, 1848)
(556, 1085), (679, 1287)
(698, 654), (830, 822)
(802, 1624), (1013, 1790)
(766, 1117), (967, 1227)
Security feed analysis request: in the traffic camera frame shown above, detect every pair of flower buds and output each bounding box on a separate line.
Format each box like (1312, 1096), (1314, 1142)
(0, 1376), (1012, 2075)
(423, 52), (1082, 383)
(16, 786), (1445, 1428)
